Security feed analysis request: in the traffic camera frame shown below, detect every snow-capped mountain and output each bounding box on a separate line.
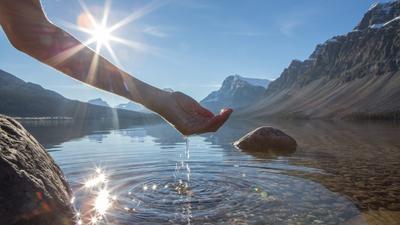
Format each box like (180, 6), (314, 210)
(88, 98), (110, 107)
(200, 75), (271, 113)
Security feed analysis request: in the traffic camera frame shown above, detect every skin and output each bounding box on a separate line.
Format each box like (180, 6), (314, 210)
(0, 0), (232, 136)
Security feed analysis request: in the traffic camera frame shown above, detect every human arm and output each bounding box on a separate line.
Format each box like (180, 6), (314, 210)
(0, 0), (232, 135)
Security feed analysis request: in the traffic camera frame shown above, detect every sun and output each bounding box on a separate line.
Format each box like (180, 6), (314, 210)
(91, 24), (111, 47)
(76, 4), (117, 55)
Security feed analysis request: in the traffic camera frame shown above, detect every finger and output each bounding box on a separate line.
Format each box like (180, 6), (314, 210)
(206, 108), (233, 132)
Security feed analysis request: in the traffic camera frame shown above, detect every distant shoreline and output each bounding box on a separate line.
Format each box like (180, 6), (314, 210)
(13, 117), (74, 121)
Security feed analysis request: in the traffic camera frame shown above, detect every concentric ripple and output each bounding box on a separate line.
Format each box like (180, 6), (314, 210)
(67, 161), (360, 225)
(47, 127), (361, 225)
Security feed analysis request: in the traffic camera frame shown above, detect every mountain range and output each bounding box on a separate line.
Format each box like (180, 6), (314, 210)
(0, 69), (157, 121)
(200, 75), (270, 113)
(235, 1), (400, 120)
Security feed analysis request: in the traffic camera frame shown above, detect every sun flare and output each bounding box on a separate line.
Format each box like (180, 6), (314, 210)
(56, 0), (166, 74)
(91, 25), (112, 47)
(77, 10), (116, 55)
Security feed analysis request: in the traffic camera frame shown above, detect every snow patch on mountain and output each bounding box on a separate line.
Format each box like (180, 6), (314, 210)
(370, 15), (400, 29)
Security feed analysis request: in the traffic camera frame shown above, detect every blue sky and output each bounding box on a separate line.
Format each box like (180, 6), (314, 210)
(0, 0), (389, 106)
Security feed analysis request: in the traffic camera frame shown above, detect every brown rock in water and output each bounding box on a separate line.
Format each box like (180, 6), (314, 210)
(234, 126), (297, 153)
(0, 115), (73, 225)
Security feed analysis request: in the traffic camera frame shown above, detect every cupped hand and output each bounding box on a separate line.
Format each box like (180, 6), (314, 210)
(158, 91), (233, 136)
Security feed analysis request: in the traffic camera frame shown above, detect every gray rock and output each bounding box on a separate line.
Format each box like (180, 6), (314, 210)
(234, 126), (297, 154)
(0, 115), (73, 225)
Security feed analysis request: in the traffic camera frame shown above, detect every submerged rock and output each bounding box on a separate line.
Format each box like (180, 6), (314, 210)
(234, 126), (297, 154)
(0, 115), (73, 225)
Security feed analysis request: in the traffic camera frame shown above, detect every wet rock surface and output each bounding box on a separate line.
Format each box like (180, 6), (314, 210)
(234, 126), (297, 154)
(0, 115), (73, 225)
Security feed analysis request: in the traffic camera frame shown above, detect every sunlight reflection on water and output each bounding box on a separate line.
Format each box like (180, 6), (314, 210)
(72, 138), (194, 225)
(72, 168), (118, 225)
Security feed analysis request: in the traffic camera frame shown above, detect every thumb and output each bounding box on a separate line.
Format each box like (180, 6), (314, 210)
(207, 108), (233, 132)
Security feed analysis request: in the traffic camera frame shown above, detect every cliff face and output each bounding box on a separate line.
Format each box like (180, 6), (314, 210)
(242, 1), (400, 119)
(201, 75), (270, 113)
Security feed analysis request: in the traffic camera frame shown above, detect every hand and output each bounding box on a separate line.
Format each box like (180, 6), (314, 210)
(157, 91), (233, 136)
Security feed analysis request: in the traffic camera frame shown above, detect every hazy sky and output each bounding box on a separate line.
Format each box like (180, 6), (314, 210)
(0, 0), (389, 106)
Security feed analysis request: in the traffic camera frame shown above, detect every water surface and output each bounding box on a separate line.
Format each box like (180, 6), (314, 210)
(23, 119), (400, 225)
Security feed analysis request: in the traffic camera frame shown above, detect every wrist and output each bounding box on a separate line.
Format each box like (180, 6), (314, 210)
(121, 74), (170, 114)
(143, 87), (172, 114)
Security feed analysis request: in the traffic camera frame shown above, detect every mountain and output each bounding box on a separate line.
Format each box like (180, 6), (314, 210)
(239, 1), (400, 120)
(0, 69), (158, 121)
(201, 75), (270, 113)
(88, 98), (109, 107)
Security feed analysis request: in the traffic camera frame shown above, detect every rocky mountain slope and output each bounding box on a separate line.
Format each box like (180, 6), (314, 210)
(0, 69), (157, 120)
(201, 75), (270, 113)
(240, 1), (400, 120)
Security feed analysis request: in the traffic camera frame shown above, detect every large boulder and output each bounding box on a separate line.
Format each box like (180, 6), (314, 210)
(234, 126), (297, 155)
(0, 115), (73, 225)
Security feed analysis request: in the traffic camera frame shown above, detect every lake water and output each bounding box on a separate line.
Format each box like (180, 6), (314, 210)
(22, 119), (400, 225)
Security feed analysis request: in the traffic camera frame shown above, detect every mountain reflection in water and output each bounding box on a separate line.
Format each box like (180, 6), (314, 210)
(21, 119), (400, 225)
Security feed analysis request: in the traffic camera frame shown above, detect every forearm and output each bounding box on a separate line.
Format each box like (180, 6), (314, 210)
(34, 25), (166, 110)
